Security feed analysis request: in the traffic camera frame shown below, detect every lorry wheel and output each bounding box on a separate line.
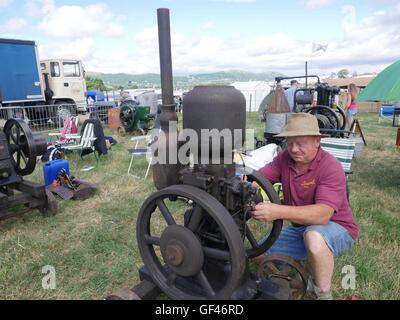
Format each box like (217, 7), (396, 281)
(55, 101), (75, 124)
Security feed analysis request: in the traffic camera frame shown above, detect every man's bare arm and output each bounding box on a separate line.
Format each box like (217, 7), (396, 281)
(252, 203), (334, 225)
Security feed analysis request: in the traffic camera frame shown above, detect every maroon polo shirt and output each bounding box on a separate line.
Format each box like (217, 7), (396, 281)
(259, 147), (358, 240)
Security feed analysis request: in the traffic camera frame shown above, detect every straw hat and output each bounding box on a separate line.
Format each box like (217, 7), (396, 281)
(275, 113), (330, 138)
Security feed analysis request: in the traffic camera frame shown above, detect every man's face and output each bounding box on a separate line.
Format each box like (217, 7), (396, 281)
(286, 136), (321, 165)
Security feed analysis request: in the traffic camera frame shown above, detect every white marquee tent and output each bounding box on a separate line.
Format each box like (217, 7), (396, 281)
(232, 81), (271, 112)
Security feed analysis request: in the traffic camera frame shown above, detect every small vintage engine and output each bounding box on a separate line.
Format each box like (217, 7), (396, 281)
(0, 118), (57, 219)
(118, 102), (155, 136)
(280, 76), (347, 133)
(134, 9), (291, 300)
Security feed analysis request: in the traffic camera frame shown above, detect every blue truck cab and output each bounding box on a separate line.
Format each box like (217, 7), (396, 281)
(0, 38), (45, 105)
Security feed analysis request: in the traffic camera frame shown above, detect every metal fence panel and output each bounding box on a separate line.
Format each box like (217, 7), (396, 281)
(0, 102), (116, 132)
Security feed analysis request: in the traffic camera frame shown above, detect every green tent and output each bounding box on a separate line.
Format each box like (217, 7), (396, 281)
(357, 60), (400, 102)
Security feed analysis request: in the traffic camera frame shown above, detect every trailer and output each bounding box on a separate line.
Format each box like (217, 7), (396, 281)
(0, 38), (87, 122)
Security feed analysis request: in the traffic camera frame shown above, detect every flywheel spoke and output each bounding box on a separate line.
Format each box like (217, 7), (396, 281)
(197, 270), (216, 298)
(16, 127), (21, 144)
(266, 261), (281, 275)
(16, 152), (21, 167)
(20, 151), (28, 165)
(144, 234), (160, 246)
(156, 199), (176, 225)
(10, 132), (18, 145)
(202, 246), (230, 261)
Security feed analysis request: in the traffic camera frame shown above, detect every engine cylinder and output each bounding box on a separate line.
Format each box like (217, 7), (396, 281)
(183, 86), (246, 164)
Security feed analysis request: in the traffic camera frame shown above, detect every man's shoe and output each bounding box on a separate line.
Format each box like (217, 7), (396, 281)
(306, 278), (333, 300)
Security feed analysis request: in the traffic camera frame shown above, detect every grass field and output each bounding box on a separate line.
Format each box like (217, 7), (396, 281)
(0, 112), (399, 300)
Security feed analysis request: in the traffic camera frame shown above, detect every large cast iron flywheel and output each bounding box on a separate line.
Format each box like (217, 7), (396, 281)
(239, 169), (283, 258)
(136, 184), (246, 300)
(3, 119), (46, 176)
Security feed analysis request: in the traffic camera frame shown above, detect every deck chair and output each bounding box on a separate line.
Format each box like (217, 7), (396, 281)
(48, 116), (79, 144)
(128, 135), (153, 179)
(320, 137), (356, 200)
(62, 122), (98, 163)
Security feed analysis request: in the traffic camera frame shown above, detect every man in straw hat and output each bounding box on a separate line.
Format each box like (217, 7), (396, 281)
(252, 113), (358, 300)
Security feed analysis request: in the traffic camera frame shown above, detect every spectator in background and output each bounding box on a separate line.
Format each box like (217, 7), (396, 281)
(345, 83), (358, 130)
(284, 80), (302, 112)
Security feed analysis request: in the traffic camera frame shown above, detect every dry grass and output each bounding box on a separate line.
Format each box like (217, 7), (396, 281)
(0, 112), (399, 300)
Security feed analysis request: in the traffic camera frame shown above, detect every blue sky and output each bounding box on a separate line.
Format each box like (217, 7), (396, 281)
(1, 0), (399, 75)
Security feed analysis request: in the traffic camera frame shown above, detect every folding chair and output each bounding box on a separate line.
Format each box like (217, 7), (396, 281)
(128, 135), (152, 179)
(48, 116), (79, 143)
(62, 123), (98, 164)
(320, 137), (356, 200)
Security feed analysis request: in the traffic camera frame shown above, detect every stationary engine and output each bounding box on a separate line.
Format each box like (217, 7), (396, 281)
(0, 118), (57, 219)
(135, 9), (285, 300)
(118, 102), (154, 136)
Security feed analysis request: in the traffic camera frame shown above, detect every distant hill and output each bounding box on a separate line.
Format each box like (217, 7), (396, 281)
(86, 70), (285, 90)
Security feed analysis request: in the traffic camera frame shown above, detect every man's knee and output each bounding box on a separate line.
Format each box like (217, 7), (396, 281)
(304, 230), (331, 255)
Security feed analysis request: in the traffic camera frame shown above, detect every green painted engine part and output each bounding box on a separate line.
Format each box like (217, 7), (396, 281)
(120, 104), (154, 132)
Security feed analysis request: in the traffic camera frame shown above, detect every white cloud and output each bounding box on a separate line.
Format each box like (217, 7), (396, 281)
(37, 4), (125, 39)
(305, 0), (334, 10)
(1, 18), (28, 33)
(39, 37), (96, 61)
(0, 0), (13, 8)
(64, 2), (400, 76)
(26, 0), (55, 17)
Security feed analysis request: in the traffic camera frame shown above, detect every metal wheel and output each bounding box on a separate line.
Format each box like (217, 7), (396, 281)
(120, 103), (136, 131)
(136, 184), (246, 300)
(257, 254), (309, 300)
(55, 101), (73, 124)
(335, 105), (347, 131)
(237, 168), (283, 258)
(3, 119), (38, 176)
(304, 105), (340, 131)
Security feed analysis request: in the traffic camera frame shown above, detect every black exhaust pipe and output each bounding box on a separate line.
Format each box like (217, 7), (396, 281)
(152, 8), (180, 189)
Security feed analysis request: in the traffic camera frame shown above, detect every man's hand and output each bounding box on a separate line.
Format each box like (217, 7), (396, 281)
(239, 175), (260, 189)
(251, 202), (281, 222)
